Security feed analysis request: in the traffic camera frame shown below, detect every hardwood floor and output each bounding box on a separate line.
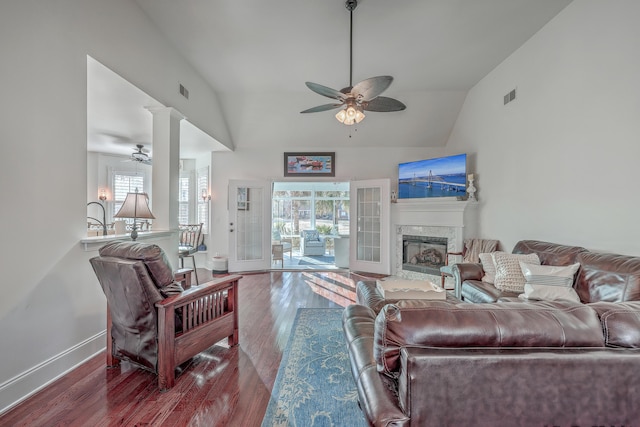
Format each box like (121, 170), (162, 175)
(0, 271), (381, 427)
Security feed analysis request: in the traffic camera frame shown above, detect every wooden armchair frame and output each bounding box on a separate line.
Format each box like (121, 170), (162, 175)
(106, 274), (241, 391)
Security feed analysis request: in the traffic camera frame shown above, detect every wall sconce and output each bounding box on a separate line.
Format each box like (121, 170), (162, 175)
(99, 188), (107, 201)
(201, 188), (211, 201)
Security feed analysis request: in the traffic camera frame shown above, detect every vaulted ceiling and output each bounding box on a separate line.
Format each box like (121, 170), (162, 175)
(96, 0), (573, 152)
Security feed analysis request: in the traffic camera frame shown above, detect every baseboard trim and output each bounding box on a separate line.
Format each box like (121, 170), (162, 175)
(0, 331), (106, 415)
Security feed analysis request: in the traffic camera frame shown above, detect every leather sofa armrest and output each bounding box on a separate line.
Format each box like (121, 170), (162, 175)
(343, 305), (409, 426)
(452, 262), (484, 282)
(356, 280), (388, 313)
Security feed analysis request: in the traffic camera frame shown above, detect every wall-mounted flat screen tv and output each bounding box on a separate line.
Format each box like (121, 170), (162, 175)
(398, 153), (467, 199)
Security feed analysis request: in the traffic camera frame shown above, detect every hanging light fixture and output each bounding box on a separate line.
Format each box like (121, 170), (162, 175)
(300, 0), (406, 125)
(335, 100), (365, 125)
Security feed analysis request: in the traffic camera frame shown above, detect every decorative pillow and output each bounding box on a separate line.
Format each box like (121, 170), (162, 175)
(376, 278), (446, 300)
(492, 252), (541, 292)
(518, 262), (580, 302)
(479, 251), (503, 284)
(303, 230), (320, 241)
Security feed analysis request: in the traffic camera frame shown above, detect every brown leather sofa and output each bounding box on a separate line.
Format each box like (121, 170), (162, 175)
(343, 241), (640, 425)
(343, 298), (640, 426)
(453, 240), (640, 303)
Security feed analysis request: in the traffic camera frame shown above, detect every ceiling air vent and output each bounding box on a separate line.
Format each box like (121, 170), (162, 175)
(179, 83), (189, 99)
(503, 88), (516, 105)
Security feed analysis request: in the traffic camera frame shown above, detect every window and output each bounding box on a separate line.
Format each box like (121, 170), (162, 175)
(178, 174), (190, 225)
(272, 182), (349, 236)
(112, 172), (145, 223)
(177, 165), (209, 234)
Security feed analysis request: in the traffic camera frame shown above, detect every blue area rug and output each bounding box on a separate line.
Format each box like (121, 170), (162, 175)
(297, 255), (335, 266)
(261, 308), (367, 427)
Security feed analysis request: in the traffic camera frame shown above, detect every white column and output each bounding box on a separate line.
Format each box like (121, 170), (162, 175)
(146, 107), (185, 233)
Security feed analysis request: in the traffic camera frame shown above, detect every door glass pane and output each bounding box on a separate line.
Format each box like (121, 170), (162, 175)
(335, 200), (349, 235)
(236, 187), (263, 261)
(356, 187), (381, 262)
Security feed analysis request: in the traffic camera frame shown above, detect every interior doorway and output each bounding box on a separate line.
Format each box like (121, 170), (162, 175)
(271, 181), (350, 270)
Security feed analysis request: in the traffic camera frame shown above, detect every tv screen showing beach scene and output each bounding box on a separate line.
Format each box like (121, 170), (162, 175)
(398, 153), (467, 199)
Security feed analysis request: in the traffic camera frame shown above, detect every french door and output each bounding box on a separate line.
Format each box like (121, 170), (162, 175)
(227, 180), (271, 272)
(349, 179), (391, 275)
(227, 178), (389, 274)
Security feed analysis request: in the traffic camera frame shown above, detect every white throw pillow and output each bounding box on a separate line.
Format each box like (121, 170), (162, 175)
(518, 262), (581, 302)
(492, 252), (541, 292)
(376, 278), (446, 300)
(479, 251), (503, 284)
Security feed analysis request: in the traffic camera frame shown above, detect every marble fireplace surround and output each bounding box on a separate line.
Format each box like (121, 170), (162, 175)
(392, 199), (477, 287)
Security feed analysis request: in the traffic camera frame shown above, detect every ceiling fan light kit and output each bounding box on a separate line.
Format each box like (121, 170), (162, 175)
(301, 0), (406, 126)
(130, 144), (152, 165)
(335, 102), (365, 125)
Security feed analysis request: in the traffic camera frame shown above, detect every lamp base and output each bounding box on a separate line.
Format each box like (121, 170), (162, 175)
(130, 226), (139, 241)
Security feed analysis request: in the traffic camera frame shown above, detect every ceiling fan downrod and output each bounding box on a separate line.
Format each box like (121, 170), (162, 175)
(346, 0), (357, 88)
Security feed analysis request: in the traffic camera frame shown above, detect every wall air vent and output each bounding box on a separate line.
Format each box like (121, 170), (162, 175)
(503, 88), (516, 105)
(179, 83), (189, 99)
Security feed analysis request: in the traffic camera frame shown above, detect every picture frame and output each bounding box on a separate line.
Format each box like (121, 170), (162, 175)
(284, 152), (335, 177)
(237, 187), (249, 211)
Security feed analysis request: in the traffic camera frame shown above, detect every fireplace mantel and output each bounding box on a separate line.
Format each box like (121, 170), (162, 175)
(392, 199), (477, 228)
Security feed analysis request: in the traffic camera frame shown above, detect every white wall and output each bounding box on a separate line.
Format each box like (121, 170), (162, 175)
(0, 0), (229, 413)
(209, 146), (454, 258)
(446, 0), (640, 255)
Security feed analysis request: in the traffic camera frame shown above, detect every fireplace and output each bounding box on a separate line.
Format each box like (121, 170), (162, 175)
(392, 199), (477, 286)
(402, 235), (447, 276)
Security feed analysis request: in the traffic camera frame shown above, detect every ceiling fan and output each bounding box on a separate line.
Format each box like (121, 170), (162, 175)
(126, 144), (152, 165)
(301, 0), (406, 125)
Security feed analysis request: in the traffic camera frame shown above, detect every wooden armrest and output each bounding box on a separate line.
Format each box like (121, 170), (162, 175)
(156, 274), (242, 309)
(174, 268), (193, 289)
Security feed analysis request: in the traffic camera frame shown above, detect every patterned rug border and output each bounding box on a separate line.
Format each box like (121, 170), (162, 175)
(260, 308), (367, 427)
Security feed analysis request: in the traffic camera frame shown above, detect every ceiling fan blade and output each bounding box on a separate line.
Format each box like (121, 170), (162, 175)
(351, 76), (393, 101)
(362, 96), (407, 112)
(305, 82), (347, 101)
(300, 103), (344, 114)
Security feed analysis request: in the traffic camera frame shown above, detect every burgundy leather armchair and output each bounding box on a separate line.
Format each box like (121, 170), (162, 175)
(90, 241), (240, 390)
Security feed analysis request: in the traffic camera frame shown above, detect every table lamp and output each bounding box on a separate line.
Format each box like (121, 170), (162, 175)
(114, 191), (155, 241)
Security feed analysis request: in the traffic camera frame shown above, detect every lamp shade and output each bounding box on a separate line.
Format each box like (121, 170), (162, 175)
(114, 192), (155, 220)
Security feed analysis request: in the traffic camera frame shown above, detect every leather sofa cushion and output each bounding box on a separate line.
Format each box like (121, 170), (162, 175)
(374, 300), (604, 376)
(576, 252), (640, 303)
(589, 301), (640, 348)
(512, 240), (588, 266)
(99, 241), (176, 288)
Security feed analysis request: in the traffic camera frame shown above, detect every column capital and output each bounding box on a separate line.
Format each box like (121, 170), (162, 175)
(145, 106), (186, 121)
